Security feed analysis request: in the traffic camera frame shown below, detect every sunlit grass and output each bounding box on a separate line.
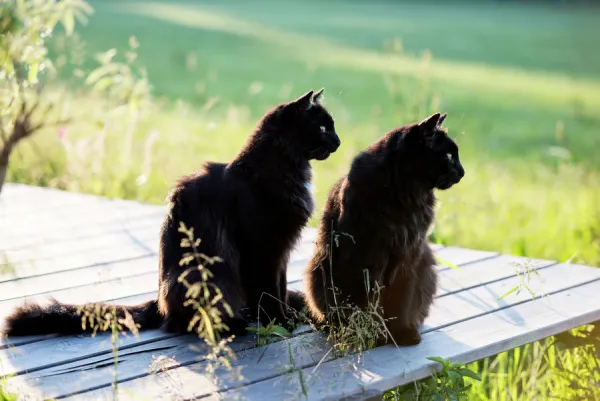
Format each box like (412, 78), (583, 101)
(51, 0), (600, 166)
(4, 0), (600, 399)
(127, 2), (600, 107)
(9, 91), (600, 267)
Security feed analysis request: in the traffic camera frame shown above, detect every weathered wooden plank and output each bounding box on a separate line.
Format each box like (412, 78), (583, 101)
(0, 206), (164, 251)
(0, 213), (162, 263)
(0, 184), (161, 218)
(1, 229), (158, 276)
(0, 244), (156, 286)
(0, 212), (162, 255)
(0, 185), (165, 255)
(6, 334), (256, 399)
(0, 242), (503, 343)
(0, 242), (322, 307)
(0, 195), (161, 224)
(0, 288), (172, 372)
(0, 185), (91, 216)
(289, 254), (555, 298)
(0, 291), (160, 350)
(0, 249), (513, 388)
(26, 262), (599, 400)
(435, 246), (498, 267)
(423, 262), (598, 331)
(0, 226), (318, 288)
(0, 183), (31, 199)
(436, 255), (556, 297)
(287, 244), (481, 287)
(0, 329), (177, 379)
(0, 334), (58, 351)
(0, 250), (309, 350)
(0, 234), (546, 385)
(0, 256), (159, 302)
(0, 273), (159, 332)
(209, 279), (600, 401)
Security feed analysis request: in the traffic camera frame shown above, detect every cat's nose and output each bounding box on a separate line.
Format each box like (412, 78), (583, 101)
(332, 133), (341, 150)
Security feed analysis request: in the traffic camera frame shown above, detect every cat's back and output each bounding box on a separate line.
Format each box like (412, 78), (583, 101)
(164, 162), (235, 228)
(169, 162), (227, 202)
(335, 150), (390, 225)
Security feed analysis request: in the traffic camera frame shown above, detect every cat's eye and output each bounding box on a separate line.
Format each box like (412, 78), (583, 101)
(319, 126), (327, 133)
(446, 153), (453, 161)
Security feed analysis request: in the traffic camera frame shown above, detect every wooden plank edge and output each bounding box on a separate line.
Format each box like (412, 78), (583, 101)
(0, 253), (554, 382)
(0, 253), (156, 288)
(2, 331), (179, 378)
(210, 278), (600, 401)
(0, 211), (164, 253)
(437, 260), (558, 299)
(45, 263), (599, 400)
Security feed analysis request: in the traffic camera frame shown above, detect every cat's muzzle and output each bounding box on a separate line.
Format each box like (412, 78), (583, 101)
(436, 168), (464, 190)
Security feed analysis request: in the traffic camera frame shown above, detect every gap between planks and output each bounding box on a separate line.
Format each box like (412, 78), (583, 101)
(0, 247), (497, 375)
(1, 254), (572, 399)
(0, 248), (534, 352)
(21, 261), (600, 401)
(212, 279), (600, 401)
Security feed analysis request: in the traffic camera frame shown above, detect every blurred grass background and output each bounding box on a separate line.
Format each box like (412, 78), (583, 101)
(7, 0), (600, 266)
(5, 0), (600, 399)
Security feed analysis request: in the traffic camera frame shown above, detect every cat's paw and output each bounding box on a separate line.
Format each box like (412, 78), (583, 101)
(161, 316), (187, 334)
(392, 327), (422, 346)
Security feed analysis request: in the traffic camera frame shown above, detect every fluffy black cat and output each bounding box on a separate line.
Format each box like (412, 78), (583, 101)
(304, 112), (464, 346)
(4, 89), (340, 337)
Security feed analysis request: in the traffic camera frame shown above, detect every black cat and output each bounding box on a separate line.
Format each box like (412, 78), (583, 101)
(304, 112), (464, 346)
(4, 89), (341, 337)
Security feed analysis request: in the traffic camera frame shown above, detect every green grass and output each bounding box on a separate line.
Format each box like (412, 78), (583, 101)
(5, 1), (600, 398)
(14, 0), (599, 266)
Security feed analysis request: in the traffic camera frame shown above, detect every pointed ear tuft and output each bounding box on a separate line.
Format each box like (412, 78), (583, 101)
(438, 113), (447, 126)
(312, 88), (325, 105)
(292, 90), (314, 111)
(418, 113), (441, 131)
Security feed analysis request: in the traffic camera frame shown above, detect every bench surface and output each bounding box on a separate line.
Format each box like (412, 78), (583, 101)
(1, 183), (599, 401)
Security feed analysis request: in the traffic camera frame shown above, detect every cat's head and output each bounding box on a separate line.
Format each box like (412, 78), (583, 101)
(403, 112), (465, 190)
(268, 89), (341, 161)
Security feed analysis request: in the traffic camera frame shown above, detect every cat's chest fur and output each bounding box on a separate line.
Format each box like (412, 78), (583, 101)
(245, 173), (313, 226)
(277, 165), (314, 218)
(375, 191), (435, 257)
(280, 179), (313, 219)
(302, 180), (314, 212)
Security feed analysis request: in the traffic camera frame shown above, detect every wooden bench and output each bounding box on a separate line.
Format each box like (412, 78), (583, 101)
(1, 183), (599, 400)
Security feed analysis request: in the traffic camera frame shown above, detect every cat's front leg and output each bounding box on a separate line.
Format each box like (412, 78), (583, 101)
(380, 268), (421, 346)
(386, 323), (422, 346)
(257, 277), (288, 327)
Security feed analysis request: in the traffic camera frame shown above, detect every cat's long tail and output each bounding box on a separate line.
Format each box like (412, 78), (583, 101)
(2, 298), (162, 336)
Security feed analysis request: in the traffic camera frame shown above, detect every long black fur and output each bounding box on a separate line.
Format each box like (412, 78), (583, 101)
(4, 89), (340, 337)
(304, 112), (464, 346)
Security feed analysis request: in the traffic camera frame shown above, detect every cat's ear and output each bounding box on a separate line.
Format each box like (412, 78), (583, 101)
(415, 112), (444, 146)
(438, 113), (447, 126)
(311, 88), (325, 105)
(291, 90), (314, 111)
(418, 113), (442, 132)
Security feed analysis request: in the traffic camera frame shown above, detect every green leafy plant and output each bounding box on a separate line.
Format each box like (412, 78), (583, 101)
(176, 221), (239, 377)
(547, 324), (600, 400)
(285, 339), (308, 397)
(497, 259), (543, 301)
(56, 35), (157, 200)
(246, 319), (292, 346)
(0, 375), (18, 401)
(435, 256), (461, 271)
(386, 356), (482, 401)
(77, 304), (140, 400)
(318, 223), (393, 359)
(0, 0), (92, 195)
